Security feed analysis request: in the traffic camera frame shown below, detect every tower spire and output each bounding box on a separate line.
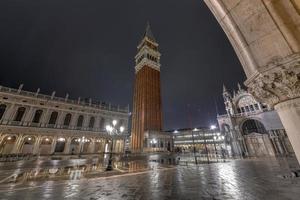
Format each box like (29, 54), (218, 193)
(142, 22), (156, 43)
(135, 22), (161, 73)
(237, 82), (242, 91)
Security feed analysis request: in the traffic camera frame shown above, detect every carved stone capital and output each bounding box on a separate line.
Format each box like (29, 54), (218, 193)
(245, 54), (300, 107)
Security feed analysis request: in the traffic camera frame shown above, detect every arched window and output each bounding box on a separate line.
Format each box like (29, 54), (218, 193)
(77, 115), (84, 127)
(99, 118), (105, 130)
(63, 113), (72, 126)
(0, 104), (7, 120)
(242, 119), (267, 135)
(48, 111), (58, 125)
(89, 116), (95, 128)
(14, 107), (26, 122)
(32, 109), (43, 123)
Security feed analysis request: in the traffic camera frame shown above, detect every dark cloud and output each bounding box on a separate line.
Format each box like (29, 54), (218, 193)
(0, 0), (246, 130)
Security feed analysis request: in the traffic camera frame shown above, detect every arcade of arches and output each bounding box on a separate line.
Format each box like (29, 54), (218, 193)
(0, 134), (124, 155)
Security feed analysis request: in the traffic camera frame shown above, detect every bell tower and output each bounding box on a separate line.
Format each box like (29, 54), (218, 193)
(131, 23), (163, 152)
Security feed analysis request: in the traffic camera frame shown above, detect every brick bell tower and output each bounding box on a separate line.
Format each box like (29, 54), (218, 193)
(131, 23), (163, 152)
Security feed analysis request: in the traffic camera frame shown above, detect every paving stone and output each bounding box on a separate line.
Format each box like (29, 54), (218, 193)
(0, 158), (300, 200)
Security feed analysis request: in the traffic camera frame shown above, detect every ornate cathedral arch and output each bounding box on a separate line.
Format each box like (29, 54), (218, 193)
(241, 119), (267, 135)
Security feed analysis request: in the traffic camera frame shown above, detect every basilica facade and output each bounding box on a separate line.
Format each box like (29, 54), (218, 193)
(217, 84), (294, 158)
(0, 84), (129, 156)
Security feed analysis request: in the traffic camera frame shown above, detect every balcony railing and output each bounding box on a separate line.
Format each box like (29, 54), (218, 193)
(0, 120), (128, 137)
(217, 109), (271, 118)
(0, 85), (129, 113)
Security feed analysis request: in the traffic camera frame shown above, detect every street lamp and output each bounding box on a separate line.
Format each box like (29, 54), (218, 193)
(105, 120), (124, 171)
(150, 138), (157, 151)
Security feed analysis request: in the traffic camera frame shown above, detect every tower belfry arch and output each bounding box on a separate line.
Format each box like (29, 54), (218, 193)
(204, 0), (300, 164)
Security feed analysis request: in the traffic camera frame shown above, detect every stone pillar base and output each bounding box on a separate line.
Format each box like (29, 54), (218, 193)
(275, 98), (300, 163)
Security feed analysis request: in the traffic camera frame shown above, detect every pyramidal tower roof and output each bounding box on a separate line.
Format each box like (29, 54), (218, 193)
(142, 22), (156, 43)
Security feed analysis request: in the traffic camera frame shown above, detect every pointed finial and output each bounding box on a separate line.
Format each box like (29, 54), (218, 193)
(51, 91), (56, 99)
(238, 83), (242, 91)
(35, 88), (40, 96)
(143, 22), (156, 42)
(65, 93), (69, 101)
(17, 84), (24, 93)
(223, 84), (228, 93)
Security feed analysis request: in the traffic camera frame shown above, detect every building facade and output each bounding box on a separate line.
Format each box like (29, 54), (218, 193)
(170, 128), (227, 156)
(204, 0), (300, 164)
(217, 84), (294, 158)
(0, 84), (129, 156)
(131, 23), (163, 152)
(142, 130), (173, 152)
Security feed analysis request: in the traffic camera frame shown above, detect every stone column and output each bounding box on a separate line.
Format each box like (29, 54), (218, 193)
(83, 115), (89, 130)
(56, 111), (65, 128)
(70, 113), (78, 129)
(12, 134), (23, 154)
(270, 137), (279, 155)
(23, 107), (34, 125)
(32, 135), (42, 155)
(3, 103), (16, 123)
(88, 140), (95, 153)
(63, 138), (72, 154)
(94, 116), (101, 131)
(50, 136), (58, 154)
(40, 108), (50, 127)
(275, 99), (300, 161)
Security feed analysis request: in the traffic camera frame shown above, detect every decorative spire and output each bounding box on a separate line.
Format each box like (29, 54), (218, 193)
(142, 22), (156, 43)
(223, 84), (228, 93)
(238, 82), (242, 91)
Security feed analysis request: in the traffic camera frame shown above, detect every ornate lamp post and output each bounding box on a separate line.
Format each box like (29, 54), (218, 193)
(105, 120), (124, 171)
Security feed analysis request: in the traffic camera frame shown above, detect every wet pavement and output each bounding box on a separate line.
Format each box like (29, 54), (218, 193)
(0, 157), (300, 200)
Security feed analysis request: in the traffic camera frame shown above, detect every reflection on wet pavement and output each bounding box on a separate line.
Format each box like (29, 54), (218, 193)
(0, 156), (300, 200)
(0, 153), (177, 184)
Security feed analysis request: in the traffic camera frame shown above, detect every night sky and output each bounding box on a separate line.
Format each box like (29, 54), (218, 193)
(0, 0), (246, 130)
